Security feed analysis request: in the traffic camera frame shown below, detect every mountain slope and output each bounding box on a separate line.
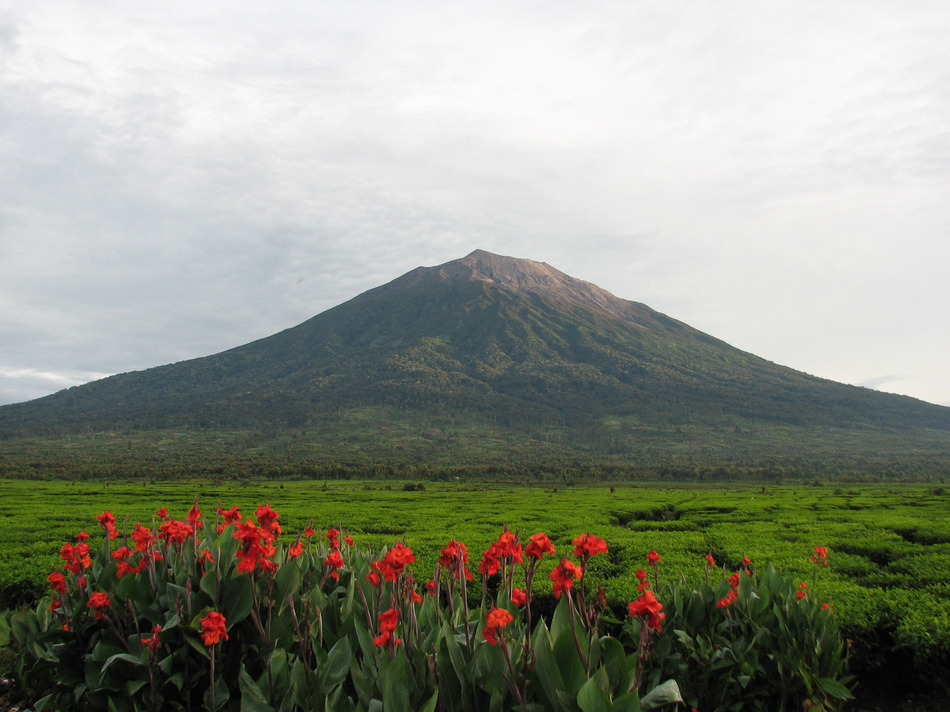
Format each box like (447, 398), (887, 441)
(2, 250), (949, 458)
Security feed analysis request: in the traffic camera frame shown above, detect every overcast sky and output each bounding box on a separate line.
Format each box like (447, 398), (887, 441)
(2, 1), (949, 408)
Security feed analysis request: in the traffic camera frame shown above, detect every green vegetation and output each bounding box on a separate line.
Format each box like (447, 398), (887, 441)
(1, 479), (948, 706)
(7, 494), (851, 711)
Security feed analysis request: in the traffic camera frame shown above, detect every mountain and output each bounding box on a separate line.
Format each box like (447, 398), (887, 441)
(2, 250), (949, 475)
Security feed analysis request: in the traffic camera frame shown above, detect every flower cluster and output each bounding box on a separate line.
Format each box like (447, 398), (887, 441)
(200, 611), (228, 646)
(374, 608), (401, 648)
(482, 607), (514, 646)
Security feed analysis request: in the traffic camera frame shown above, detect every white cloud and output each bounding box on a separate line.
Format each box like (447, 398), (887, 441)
(1, 0), (949, 407)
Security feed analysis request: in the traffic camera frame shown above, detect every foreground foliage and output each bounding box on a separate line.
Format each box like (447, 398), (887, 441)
(9, 501), (852, 711)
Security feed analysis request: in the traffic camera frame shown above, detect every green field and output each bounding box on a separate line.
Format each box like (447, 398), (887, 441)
(2, 479), (949, 693)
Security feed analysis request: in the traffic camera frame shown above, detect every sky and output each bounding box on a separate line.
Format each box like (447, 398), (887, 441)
(2, 1), (949, 408)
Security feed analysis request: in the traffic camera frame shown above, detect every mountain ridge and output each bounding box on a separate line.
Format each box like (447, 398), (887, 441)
(1, 250), (949, 474)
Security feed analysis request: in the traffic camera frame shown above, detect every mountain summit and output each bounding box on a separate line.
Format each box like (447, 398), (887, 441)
(2, 250), (949, 469)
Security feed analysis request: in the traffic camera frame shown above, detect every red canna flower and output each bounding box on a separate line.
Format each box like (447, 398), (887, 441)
(511, 587), (527, 607)
(48, 571), (68, 594)
(216, 506), (242, 533)
(200, 611), (228, 646)
(97, 511), (119, 539)
(439, 540), (473, 580)
(323, 550), (344, 579)
(288, 539), (304, 559)
(647, 549), (661, 567)
(374, 608), (401, 647)
(796, 582), (808, 600)
(141, 625), (162, 653)
(812, 546), (829, 565)
(326, 528), (340, 549)
(717, 590), (738, 608)
(705, 554), (716, 567)
(635, 568), (650, 592)
(131, 523), (155, 553)
(198, 549), (214, 565)
(628, 589), (665, 632)
(525, 532), (556, 560)
(186, 499), (202, 526)
(482, 607), (514, 645)
(87, 591), (111, 620)
(304, 524), (316, 538)
(572, 533), (608, 559)
(156, 507), (168, 519)
(255, 504), (281, 537)
(344, 534), (355, 547)
(412, 590), (423, 604)
(549, 558), (582, 598)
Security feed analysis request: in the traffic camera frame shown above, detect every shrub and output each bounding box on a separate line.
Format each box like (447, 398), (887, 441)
(7, 503), (853, 711)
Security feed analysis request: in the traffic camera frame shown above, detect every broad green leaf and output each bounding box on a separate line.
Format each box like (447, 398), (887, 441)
(322, 635), (353, 689)
(576, 675), (611, 712)
(239, 663), (275, 712)
(223, 573), (255, 626)
(640, 680), (683, 711)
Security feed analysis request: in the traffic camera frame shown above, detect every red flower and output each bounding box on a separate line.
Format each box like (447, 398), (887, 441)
(216, 506), (242, 533)
(344, 534), (355, 547)
(796, 582), (808, 600)
(159, 519), (193, 545)
(323, 550), (344, 579)
(48, 571), (68, 594)
(200, 611), (228, 646)
(141, 625), (162, 653)
(156, 507), (168, 519)
(326, 528), (340, 549)
(812, 546), (829, 565)
(634, 568), (650, 591)
(288, 540), (304, 559)
(87, 591), (111, 620)
(198, 549), (215, 565)
(705, 554), (716, 567)
(304, 524), (316, 538)
(525, 532), (556, 560)
(511, 587), (527, 607)
(628, 589), (665, 632)
(131, 523), (155, 553)
(646, 549), (661, 567)
(255, 504), (281, 537)
(717, 590), (738, 608)
(439, 540), (473, 580)
(97, 511), (119, 539)
(572, 533), (608, 559)
(374, 608), (401, 647)
(186, 499), (202, 525)
(728, 571), (740, 590)
(482, 607), (514, 646)
(549, 558), (581, 598)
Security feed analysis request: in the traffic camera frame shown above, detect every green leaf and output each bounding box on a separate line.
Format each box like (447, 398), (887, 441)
(239, 664), (275, 712)
(576, 676), (611, 712)
(322, 635), (353, 689)
(101, 652), (146, 673)
(818, 677), (854, 700)
(612, 691), (642, 712)
(419, 690), (439, 712)
(640, 680), (683, 711)
(531, 622), (568, 712)
(223, 573), (255, 626)
(381, 651), (410, 711)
